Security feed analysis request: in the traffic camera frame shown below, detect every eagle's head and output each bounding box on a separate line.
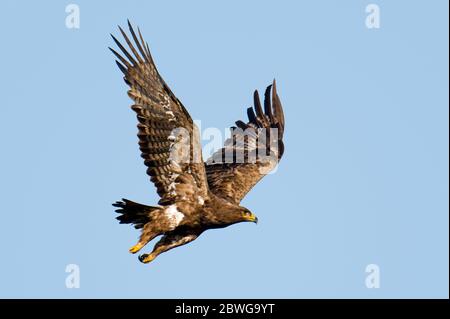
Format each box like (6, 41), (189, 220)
(239, 207), (258, 224)
(210, 204), (258, 228)
(225, 206), (258, 224)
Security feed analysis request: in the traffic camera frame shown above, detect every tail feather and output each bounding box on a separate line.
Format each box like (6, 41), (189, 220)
(113, 198), (159, 229)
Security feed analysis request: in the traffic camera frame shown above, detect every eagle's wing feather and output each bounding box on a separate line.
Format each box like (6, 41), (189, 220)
(111, 21), (208, 205)
(205, 81), (285, 204)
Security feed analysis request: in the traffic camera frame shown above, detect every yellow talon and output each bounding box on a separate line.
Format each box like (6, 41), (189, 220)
(139, 253), (156, 264)
(129, 243), (144, 254)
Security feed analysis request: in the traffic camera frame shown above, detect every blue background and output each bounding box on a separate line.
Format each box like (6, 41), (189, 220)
(0, 0), (448, 298)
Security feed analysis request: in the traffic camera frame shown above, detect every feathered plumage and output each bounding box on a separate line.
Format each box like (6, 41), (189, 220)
(111, 21), (285, 264)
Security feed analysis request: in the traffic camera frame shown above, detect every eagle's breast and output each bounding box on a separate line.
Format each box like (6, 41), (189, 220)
(164, 205), (185, 228)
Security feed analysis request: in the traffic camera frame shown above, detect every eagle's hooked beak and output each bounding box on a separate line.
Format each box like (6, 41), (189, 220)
(241, 209), (258, 223)
(247, 213), (258, 224)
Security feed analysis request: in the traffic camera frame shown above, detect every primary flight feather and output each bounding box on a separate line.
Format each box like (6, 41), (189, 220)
(111, 21), (285, 264)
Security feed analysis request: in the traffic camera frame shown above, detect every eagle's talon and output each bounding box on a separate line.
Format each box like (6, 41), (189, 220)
(139, 253), (155, 264)
(129, 243), (144, 254)
(138, 254), (148, 262)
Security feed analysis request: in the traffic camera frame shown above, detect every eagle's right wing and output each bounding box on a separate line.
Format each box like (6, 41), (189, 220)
(205, 81), (285, 205)
(110, 21), (208, 205)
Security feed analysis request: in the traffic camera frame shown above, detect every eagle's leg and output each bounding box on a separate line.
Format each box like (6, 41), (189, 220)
(129, 223), (163, 254)
(139, 231), (198, 264)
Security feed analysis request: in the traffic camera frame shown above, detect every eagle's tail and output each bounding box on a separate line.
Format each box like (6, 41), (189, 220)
(113, 198), (159, 229)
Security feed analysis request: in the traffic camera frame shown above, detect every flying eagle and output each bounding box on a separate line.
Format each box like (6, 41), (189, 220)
(110, 21), (285, 264)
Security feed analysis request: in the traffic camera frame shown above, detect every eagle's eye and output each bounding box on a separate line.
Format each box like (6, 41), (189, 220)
(241, 209), (258, 223)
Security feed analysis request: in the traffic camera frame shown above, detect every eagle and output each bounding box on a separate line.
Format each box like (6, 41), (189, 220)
(110, 21), (285, 264)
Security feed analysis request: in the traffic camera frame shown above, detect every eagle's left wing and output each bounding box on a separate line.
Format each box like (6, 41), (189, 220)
(110, 21), (208, 205)
(205, 81), (285, 205)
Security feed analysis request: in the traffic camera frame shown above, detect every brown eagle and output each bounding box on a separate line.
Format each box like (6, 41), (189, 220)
(110, 21), (285, 264)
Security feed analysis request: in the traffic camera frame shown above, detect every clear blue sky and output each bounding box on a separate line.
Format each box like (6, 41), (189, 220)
(0, 0), (448, 298)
